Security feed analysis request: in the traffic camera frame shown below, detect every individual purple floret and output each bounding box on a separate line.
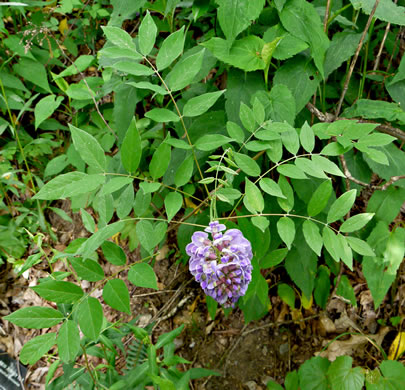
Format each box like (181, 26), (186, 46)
(186, 221), (253, 308)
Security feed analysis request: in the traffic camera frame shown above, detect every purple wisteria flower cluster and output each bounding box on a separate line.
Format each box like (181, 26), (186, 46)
(186, 221), (253, 308)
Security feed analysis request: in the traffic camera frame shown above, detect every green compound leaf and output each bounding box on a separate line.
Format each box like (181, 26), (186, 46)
(103, 279), (131, 314)
(195, 134), (234, 151)
(20, 333), (57, 365)
(339, 213), (374, 233)
(69, 258), (105, 282)
(128, 263), (158, 290)
(277, 217), (295, 250)
(145, 108), (180, 122)
(69, 125), (106, 173)
(346, 237), (375, 257)
(32, 281), (84, 304)
(101, 241), (127, 265)
(166, 48), (205, 91)
(244, 178), (264, 214)
(300, 121), (315, 153)
(136, 220), (167, 254)
(259, 178), (286, 198)
(175, 154), (194, 187)
(183, 90), (225, 117)
(78, 297), (103, 341)
(164, 191), (183, 222)
(33, 172), (105, 200)
(138, 11), (157, 56)
(302, 219), (323, 257)
(234, 152), (261, 177)
(327, 189), (357, 223)
(150, 142), (171, 180)
(156, 26), (185, 70)
(121, 118), (142, 173)
(307, 180), (333, 217)
(4, 307), (64, 329)
(57, 320), (80, 363)
(327, 356), (364, 390)
(34, 95), (63, 129)
(102, 26), (138, 51)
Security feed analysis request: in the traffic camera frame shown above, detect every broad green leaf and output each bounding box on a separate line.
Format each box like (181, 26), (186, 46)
(314, 266), (330, 309)
(263, 24), (308, 61)
(145, 108), (180, 122)
(216, 0), (265, 44)
(183, 90), (225, 117)
(336, 275), (357, 307)
(252, 97), (265, 124)
(268, 84), (296, 125)
(78, 297), (103, 341)
(369, 360), (405, 389)
(164, 137), (192, 150)
(327, 189), (357, 223)
(128, 263), (158, 290)
(259, 178), (286, 198)
(149, 142), (171, 179)
(274, 57), (320, 114)
(302, 219), (323, 256)
(300, 122), (315, 153)
(136, 220), (167, 254)
(20, 333), (57, 365)
(357, 133), (396, 147)
(121, 118), (142, 173)
(112, 61), (154, 76)
(80, 208), (96, 233)
(202, 36), (266, 72)
(69, 258), (104, 282)
(298, 356), (330, 390)
(164, 192), (183, 222)
(138, 11), (157, 56)
(100, 176), (133, 195)
(102, 26), (138, 51)
(324, 32), (362, 78)
(69, 125), (106, 172)
(277, 217), (295, 250)
(354, 0), (405, 26)
(103, 279), (131, 314)
(321, 141), (349, 156)
(13, 58), (51, 92)
(311, 155), (345, 177)
(32, 281), (84, 303)
(278, 283), (295, 308)
(174, 154), (194, 187)
(340, 213), (374, 233)
(4, 307), (64, 329)
(77, 221), (125, 259)
(234, 152), (260, 177)
(346, 237), (375, 257)
(156, 26), (185, 70)
(194, 134), (233, 151)
(260, 248), (288, 269)
(255, 129), (281, 141)
(267, 381), (284, 390)
(116, 186), (134, 219)
(328, 356), (364, 390)
(307, 180), (333, 217)
(99, 46), (142, 61)
(166, 48), (205, 91)
(338, 234), (353, 270)
(57, 320), (80, 363)
(277, 163), (308, 179)
(277, 175), (294, 212)
(244, 178), (264, 214)
(34, 95), (63, 129)
(101, 241), (127, 265)
(33, 172), (105, 200)
(279, 0), (329, 78)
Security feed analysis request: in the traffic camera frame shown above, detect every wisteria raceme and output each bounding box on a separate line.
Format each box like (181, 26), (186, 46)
(186, 221), (253, 308)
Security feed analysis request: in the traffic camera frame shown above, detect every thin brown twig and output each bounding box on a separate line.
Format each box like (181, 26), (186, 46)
(335, 0), (380, 117)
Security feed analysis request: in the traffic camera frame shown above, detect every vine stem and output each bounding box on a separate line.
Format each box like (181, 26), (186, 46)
(335, 0), (380, 117)
(142, 57), (210, 198)
(218, 213), (341, 235)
